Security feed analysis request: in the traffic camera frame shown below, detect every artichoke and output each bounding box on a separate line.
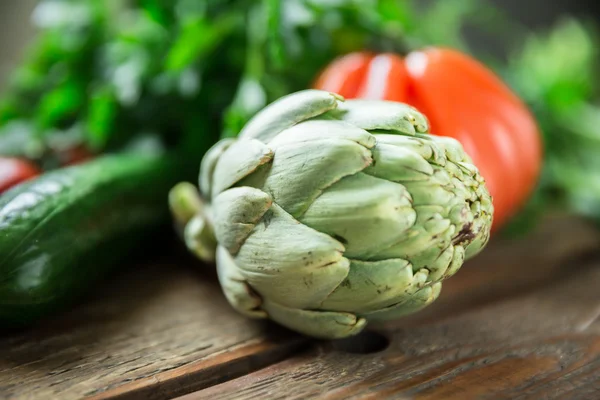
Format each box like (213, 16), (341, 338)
(170, 90), (493, 339)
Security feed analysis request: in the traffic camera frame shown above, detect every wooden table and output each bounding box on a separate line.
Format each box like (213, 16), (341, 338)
(2, 215), (600, 400)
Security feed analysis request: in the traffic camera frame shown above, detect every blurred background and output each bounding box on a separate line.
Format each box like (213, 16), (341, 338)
(2, 0), (600, 86)
(1, 0), (600, 235)
(0, 1), (37, 91)
(3, 0), (600, 76)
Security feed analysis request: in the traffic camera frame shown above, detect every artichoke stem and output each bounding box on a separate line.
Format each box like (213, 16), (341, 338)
(169, 182), (205, 229)
(169, 182), (218, 261)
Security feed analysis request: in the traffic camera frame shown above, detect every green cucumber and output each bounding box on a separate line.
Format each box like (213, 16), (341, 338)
(0, 152), (186, 326)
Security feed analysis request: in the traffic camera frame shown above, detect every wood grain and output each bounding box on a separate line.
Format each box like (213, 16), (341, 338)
(180, 216), (600, 400)
(183, 264), (600, 400)
(392, 213), (600, 327)
(2, 215), (599, 400)
(0, 251), (306, 400)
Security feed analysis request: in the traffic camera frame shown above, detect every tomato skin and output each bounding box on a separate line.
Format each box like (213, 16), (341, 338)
(0, 147), (93, 194)
(314, 49), (543, 230)
(0, 157), (41, 193)
(314, 52), (375, 97)
(57, 145), (94, 166)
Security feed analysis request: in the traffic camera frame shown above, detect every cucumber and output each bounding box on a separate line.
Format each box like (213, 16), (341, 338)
(0, 152), (187, 326)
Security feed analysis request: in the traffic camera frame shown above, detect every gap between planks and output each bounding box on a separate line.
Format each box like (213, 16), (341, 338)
(176, 216), (600, 399)
(90, 337), (309, 400)
(1, 214), (598, 400)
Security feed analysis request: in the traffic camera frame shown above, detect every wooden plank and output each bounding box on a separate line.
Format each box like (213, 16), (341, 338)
(1, 215), (597, 400)
(0, 250), (307, 400)
(185, 264), (600, 400)
(181, 216), (600, 399)
(395, 214), (600, 327)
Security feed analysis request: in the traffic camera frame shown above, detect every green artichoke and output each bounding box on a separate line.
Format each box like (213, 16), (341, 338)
(170, 89), (493, 339)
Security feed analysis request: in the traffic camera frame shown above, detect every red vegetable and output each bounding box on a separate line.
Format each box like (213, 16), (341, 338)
(57, 145), (94, 166)
(314, 49), (543, 230)
(0, 157), (40, 193)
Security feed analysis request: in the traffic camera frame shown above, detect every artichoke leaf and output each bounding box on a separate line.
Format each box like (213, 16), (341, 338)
(374, 207), (456, 263)
(211, 138), (274, 198)
(360, 282), (442, 322)
(402, 176), (459, 206)
(365, 142), (434, 182)
(212, 187), (273, 255)
(412, 243), (456, 280)
(239, 90), (341, 143)
(464, 212), (492, 259)
(320, 258), (416, 313)
(374, 133), (445, 166)
(262, 138), (372, 217)
(439, 159), (463, 181)
(199, 138), (235, 199)
(268, 119), (375, 149)
(429, 135), (471, 163)
(334, 99), (429, 135)
(263, 299), (366, 339)
(216, 246), (266, 319)
(235, 204), (350, 309)
(300, 173), (416, 259)
(184, 214), (218, 262)
(445, 245), (465, 278)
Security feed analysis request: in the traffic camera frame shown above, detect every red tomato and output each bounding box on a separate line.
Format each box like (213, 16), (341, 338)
(0, 157), (40, 193)
(314, 49), (543, 231)
(57, 145), (94, 166)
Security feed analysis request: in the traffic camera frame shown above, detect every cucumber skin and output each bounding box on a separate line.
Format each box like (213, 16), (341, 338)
(0, 153), (186, 327)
